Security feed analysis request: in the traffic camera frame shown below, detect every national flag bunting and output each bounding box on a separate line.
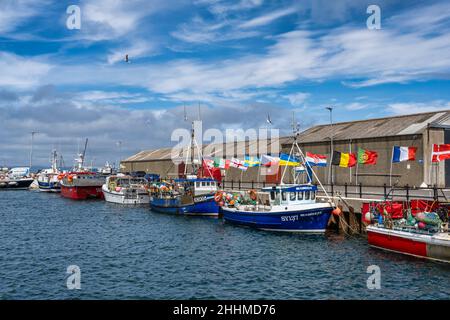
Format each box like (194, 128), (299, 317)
(357, 148), (378, 165)
(261, 154), (280, 167)
(332, 151), (357, 168)
(305, 152), (327, 167)
(431, 144), (450, 162)
(392, 146), (417, 163)
(229, 158), (247, 171)
(244, 156), (261, 167)
(279, 153), (301, 166)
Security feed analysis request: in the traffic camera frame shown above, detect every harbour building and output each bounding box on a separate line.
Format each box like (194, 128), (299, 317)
(121, 110), (450, 188)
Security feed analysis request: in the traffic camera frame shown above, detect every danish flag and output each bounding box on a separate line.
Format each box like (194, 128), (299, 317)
(431, 144), (450, 162)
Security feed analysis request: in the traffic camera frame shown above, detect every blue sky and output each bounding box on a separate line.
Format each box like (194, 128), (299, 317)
(1, 0), (450, 166)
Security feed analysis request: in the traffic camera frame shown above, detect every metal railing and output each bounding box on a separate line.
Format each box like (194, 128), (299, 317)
(220, 180), (449, 202)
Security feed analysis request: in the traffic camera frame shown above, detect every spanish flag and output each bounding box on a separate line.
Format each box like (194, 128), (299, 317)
(332, 151), (357, 168)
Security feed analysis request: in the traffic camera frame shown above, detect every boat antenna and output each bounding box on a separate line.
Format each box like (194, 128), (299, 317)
(198, 102), (201, 121)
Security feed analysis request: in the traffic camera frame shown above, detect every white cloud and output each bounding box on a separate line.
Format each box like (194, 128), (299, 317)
(387, 101), (450, 115)
(284, 93), (310, 106)
(0, 52), (52, 88)
(239, 6), (298, 29)
(0, 0), (49, 34)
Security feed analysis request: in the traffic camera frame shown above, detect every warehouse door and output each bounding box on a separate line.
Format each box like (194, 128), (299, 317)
(445, 130), (450, 187)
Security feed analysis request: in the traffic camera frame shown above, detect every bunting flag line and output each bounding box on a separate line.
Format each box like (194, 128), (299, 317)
(261, 154), (280, 167)
(332, 151), (357, 168)
(305, 152), (327, 167)
(392, 146), (417, 163)
(431, 144), (450, 162)
(229, 158), (248, 171)
(279, 153), (301, 166)
(357, 148), (378, 165)
(244, 156), (261, 167)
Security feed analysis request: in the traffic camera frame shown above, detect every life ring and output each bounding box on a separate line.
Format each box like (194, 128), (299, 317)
(68, 175), (74, 182)
(214, 191), (223, 203)
(249, 189), (257, 201)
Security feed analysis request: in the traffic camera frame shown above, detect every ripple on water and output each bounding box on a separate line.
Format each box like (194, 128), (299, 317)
(0, 190), (449, 299)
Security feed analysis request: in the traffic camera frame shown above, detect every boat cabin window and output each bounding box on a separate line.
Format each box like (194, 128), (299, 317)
(311, 191), (316, 200)
(270, 191), (276, 201)
(202, 182), (206, 187)
(281, 192), (287, 201)
(290, 192), (296, 201)
(297, 192), (303, 200)
(196, 182), (200, 188)
(304, 191), (310, 200)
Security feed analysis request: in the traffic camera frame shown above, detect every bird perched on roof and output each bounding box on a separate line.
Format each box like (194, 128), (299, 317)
(266, 113), (272, 125)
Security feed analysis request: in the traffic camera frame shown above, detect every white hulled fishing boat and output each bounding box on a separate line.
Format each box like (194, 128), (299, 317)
(102, 175), (150, 205)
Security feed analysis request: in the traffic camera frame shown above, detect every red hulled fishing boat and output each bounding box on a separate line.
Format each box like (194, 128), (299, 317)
(59, 139), (106, 200)
(364, 201), (450, 263)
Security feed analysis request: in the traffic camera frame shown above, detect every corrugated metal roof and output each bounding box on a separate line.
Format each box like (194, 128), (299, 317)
(122, 136), (291, 162)
(123, 110), (450, 162)
(297, 110), (450, 143)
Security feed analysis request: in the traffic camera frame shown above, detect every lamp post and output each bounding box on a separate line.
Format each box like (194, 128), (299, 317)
(29, 131), (39, 171)
(326, 107), (334, 185)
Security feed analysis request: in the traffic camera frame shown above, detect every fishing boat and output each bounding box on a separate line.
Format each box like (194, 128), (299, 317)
(221, 120), (335, 232)
(60, 139), (106, 200)
(0, 167), (34, 190)
(102, 175), (150, 205)
(149, 118), (220, 216)
(365, 202), (450, 263)
(37, 150), (62, 192)
(367, 225), (450, 263)
(149, 177), (219, 216)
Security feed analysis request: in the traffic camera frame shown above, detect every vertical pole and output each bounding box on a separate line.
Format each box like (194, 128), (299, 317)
(389, 146), (394, 187)
(326, 107), (334, 185)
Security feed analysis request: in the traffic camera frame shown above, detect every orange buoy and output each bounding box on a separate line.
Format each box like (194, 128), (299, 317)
(332, 207), (342, 216)
(249, 189), (257, 201)
(214, 191), (223, 203)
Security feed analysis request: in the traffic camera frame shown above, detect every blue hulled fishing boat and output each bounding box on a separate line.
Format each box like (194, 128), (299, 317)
(149, 116), (220, 217)
(221, 117), (336, 233)
(221, 184), (333, 232)
(149, 177), (219, 216)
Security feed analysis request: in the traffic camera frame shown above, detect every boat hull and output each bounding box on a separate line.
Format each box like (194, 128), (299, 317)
(150, 194), (219, 216)
(0, 178), (34, 190)
(222, 206), (332, 233)
(102, 186), (149, 205)
(367, 225), (450, 263)
(38, 181), (61, 193)
(61, 185), (104, 200)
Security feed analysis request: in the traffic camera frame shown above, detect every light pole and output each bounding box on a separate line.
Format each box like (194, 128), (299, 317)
(116, 140), (122, 172)
(326, 107), (334, 185)
(29, 131), (39, 171)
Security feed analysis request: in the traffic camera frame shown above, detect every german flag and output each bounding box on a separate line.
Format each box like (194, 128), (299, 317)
(332, 151), (357, 167)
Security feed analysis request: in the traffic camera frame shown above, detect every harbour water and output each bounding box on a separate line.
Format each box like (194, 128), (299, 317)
(0, 190), (449, 300)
